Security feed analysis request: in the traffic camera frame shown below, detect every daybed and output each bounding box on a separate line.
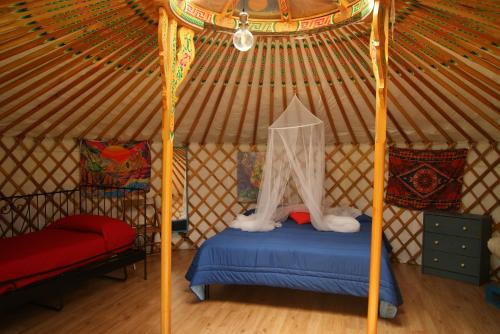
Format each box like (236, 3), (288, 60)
(0, 186), (147, 310)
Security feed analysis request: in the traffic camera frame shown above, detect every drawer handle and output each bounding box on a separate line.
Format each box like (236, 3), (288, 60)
(434, 223), (440, 228)
(433, 240), (439, 245)
(462, 226), (468, 231)
(461, 244), (467, 249)
(460, 263), (466, 268)
(433, 258), (439, 262)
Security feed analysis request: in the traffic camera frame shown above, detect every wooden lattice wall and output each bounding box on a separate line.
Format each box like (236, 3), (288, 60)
(0, 136), (498, 279)
(183, 143), (500, 280)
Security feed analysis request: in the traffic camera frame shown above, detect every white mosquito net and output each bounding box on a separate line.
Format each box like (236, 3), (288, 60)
(232, 96), (360, 232)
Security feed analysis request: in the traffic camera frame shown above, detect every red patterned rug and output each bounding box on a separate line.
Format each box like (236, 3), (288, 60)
(386, 147), (468, 211)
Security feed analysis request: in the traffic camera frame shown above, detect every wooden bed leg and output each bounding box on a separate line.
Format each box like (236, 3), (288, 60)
(204, 285), (210, 300)
(144, 256), (148, 280)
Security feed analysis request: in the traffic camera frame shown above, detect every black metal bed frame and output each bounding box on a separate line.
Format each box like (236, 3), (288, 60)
(0, 185), (148, 311)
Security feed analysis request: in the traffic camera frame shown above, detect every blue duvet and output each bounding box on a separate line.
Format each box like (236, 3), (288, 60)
(186, 215), (402, 307)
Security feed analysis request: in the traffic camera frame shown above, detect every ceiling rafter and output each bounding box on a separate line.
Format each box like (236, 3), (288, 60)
(176, 33), (228, 129)
(200, 47), (239, 144)
(110, 75), (161, 138)
(234, 39), (261, 144)
(390, 40), (497, 141)
(327, 29), (414, 143)
(407, 3), (500, 53)
(393, 30), (500, 112)
(59, 52), (159, 139)
(308, 38), (355, 143)
(277, 40), (288, 117)
(185, 38), (234, 143)
(216, 45), (250, 143)
(0, 0), (498, 144)
(393, 39), (500, 131)
(304, 35), (340, 143)
(291, 39), (319, 115)
(267, 40), (277, 125)
(405, 27), (500, 96)
(282, 38), (298, 92)
(141, 99), (163, 140)
(97, 66), (161, 139)
(417, 0), (498, 25)
(45, 54), (158, 139)
(114, 80), (161, 140)
(0, 2), (142, 62)
(345, 26), (454, 142)
(251, 38), (269, 145)
(399, 12), (498, 73)
(351, 25), (476, 142)
(0, 1), (132, 49)
(0, 15), (151, 100)
(3, 33), (157, 135)
(309, 35), (373, 144)
(0, 9), (149, 80)
(301, 37), (357, 143)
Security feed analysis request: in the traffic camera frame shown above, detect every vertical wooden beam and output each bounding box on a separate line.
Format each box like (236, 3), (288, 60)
(158, 9), (175, 334)
(158, 7), (195, 334)
(367, 1), (389, 334)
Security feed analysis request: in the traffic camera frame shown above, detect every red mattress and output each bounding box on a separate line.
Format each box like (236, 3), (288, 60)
(0, 215), (136, 295)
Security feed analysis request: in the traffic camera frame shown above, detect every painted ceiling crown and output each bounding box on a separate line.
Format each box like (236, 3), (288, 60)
(167, 0), (374, 33)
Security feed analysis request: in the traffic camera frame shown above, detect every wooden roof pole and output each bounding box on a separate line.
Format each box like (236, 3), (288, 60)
(158, 7), (195, 334)
(367, 1), (389, 334)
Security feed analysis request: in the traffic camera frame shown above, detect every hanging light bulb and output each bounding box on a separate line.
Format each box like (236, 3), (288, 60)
(233, 9), (253, 52)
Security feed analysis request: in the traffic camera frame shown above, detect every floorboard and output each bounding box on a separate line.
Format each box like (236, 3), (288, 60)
(1, 250), (499, 333)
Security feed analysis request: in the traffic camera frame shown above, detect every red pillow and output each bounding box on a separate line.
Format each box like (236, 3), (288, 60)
(289, 211), (311, 224)
(47, 215), (136, 251)
(47, 214), (111, 233)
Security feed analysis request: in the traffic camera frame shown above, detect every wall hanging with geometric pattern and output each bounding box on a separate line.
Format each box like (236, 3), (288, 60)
(386, 147), (468, 211)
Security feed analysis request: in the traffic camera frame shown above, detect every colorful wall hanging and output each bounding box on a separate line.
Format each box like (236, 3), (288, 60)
(80, 140), (151, 191)
(386, 147), (468, 211)
(237, 152), (265, 202)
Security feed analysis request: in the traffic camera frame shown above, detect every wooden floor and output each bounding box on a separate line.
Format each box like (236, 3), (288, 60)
(2, 250), (499, 334)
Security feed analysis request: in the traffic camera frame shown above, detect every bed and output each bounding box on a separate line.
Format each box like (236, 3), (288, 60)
(186, 214), (403, 318)
(0, 215), (137, 295)
(0, 186), (147, 310)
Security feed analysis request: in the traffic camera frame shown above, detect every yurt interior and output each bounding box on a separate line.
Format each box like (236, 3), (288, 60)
(0, 0), (499, 333)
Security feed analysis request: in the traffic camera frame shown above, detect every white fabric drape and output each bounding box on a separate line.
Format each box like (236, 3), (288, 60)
(232, 96), (360, 233)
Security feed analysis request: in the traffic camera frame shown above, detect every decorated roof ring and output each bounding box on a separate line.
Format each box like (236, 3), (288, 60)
(167, 0), (374, 34)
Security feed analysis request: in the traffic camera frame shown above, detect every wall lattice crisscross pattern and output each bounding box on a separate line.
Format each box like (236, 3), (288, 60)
(0, 138), (499, 279)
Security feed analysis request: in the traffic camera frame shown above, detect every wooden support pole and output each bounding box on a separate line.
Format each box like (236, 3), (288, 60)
(158, 8), (176, 334)
(158, 7), (196, 334)
(367, 1), (389, 334)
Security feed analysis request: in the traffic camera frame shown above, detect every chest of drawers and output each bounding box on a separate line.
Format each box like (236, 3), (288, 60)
(422, 211), (491, 285)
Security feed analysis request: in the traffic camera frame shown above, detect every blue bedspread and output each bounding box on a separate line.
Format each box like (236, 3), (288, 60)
(186, 215), (403, 307)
